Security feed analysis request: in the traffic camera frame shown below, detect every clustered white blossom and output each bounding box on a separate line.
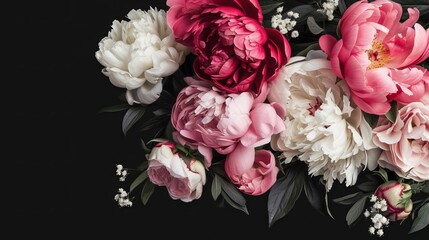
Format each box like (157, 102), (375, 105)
(363, 195), (390, 237)
(116, 164), (128, 181)
(114, 188), (133, 207)
(271, 7), (299, 38)
(317, 0), (339, 21)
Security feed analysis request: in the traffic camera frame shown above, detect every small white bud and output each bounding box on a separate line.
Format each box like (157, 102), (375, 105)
(369, 227), (375, 234)
(376, 229), (384, 237)
(364, 209), (370, 217)
(291, 30), (299, 38)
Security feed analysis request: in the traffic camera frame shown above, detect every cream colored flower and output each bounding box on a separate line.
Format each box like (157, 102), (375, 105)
(96, 8), (190, 104)
(268, 51), (380, 191)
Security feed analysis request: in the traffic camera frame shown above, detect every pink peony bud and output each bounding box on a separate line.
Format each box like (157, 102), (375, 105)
(374, 181), (413, 221)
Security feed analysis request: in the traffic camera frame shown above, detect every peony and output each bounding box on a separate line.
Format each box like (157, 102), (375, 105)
(268, 51), (379, 190)
(374, 181), (413, 221)
(319, 0), (429, 115)
(95, 8), (190, 105)
(171, 77), (285, 166)
(147, 142), (206, 202)
(225, 144), (279, 195)
(166, 0), (290, 95)
(373, 102), (429, 181)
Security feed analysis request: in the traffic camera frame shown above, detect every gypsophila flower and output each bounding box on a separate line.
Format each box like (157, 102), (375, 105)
(317, 0), (339, 21)
(114, 188), (133, 207)
(271, 7), (299, 37)
(364, 195), (390, 237)
(116, 164), (128, 181)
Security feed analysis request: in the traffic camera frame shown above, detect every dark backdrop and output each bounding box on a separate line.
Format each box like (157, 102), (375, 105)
(10, 0), (427, 239)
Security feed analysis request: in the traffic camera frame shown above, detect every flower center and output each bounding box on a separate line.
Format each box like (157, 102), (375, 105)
(366, 41), (390, 69)
(308, 98), (321, 116)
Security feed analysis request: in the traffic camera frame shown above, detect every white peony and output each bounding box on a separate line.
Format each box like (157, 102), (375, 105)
(95, 8), (190, 104)
(268, 51), (380, 191)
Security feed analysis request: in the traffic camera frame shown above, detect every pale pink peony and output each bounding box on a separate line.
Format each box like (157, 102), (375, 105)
(171, 77), (285, 166)
(147, 142), (206, 202)
(374, 181), (413, 221)
(166, 0), (290, 95)
(225, 143), (279, 195)
(319, 0), (429, 115)
(373, 102), (429, 181)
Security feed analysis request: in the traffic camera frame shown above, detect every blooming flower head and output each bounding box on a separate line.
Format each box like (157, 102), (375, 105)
(319, 0), (429, 115)
(268, 51), (379, 190)
(373, 102), (429, 181)
(172, 77), (285, 166)
(166, 0), (291, 95)
(147, 142), (206, 202)
(96, 8), (190, 105)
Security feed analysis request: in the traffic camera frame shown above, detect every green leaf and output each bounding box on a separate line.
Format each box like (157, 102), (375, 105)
(332, 192), (366, 205)
(325, 192), (335, 220)
(392, 0), (429, 4)
(218, 175), (246, 207)
(304, 175), (326, 215)
(129, 170), (148, 194)
(356, 181), (379, 192)
(140, 139), (152, 153)
(259, 0), (284, 15)
(346, 196), (368, 226)
(98, 103), (130, 114)
(363, 112), (379, 128)
(290, 5), (318, 23)
(422, 181), (429, 193)
(211, 174), (222, 201)
(307, 16), (324, 35)
(136, 161), (148, 171)
(409, 203), (429, 234)
(122, 106), (146, 135)
(374, 167), (389, 183)
(140, 180), (155, 205)
(220, 191), (249, 215)
(385, 101), (398, 123)
(296, 42), (320, 57)
(268, 163), (306, 227)
(338, 0), (347, 15)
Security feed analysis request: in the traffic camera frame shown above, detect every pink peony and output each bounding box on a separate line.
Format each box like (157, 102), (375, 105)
(225, 144), (279, 195)
(147, 142), (206, 202)
(166, 0), (291, 95)
(373, 102), (429, 181)
(319, 0), (429, 115)
(171, 77), (285, 166)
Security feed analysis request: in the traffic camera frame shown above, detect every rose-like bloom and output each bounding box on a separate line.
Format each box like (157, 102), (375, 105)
(268, 51), (379, 190)
(225, 143), (279, 195)
(147, 142), (206, 202)
(172, 77), (285, 166)
(166, 0), (290, 94)
(96, 8), (190, 105)
(319, 0), (429, 115)
(373, 102), (429, 181)
(374, 181), (413, 221)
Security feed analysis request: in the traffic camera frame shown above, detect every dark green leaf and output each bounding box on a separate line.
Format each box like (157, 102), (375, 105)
(290, 5), (318, 23)
(332, 192), (366, 205)
(140, 139), (152, 153)
(385, 101), (398, 123)
(363, 112), (379, 128)
(211, 174), (222, 201)
(218, 175), (246, 206)
(338, 0), (347, 15)
(393, 0), (429, 4)
(296, 42), (320, 56)
(374, 167), (389, 183)
(325, 192), (335, 220)
(409, 203), (429, 234)
(346, 196), (368, 226)
(220, 191), (249, 215)
(268, 163), (306, 227)
(140, 180), (155, 205)
(122, 106), (146, 135)
(304, 175), (326, 215)
(129, 170), (148, 194)
(147, 138), (169, 145)
(356, 181), (379, 192)
(307, 16), (324, 35)
(98, 103), (130, 114)
(422, 181), (429, 193)
(164, 120), (175, 140)
(136, 161), (148, 171)
(138, 114), (170, 132)
(259, 0), (284, 15)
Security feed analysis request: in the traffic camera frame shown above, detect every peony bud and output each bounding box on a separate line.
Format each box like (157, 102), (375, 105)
(374, 181), (413, 221)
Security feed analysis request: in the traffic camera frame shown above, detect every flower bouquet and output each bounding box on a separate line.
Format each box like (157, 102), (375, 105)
(96, 0), (429, 237)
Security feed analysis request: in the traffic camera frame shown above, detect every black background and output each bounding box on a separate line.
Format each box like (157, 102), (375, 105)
(10, 0), (428, 239)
